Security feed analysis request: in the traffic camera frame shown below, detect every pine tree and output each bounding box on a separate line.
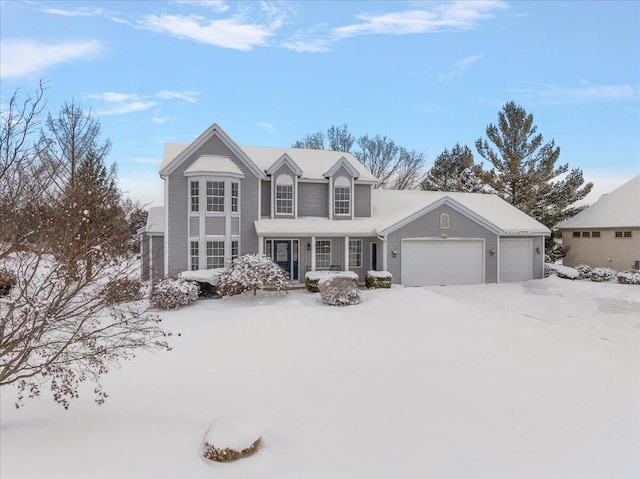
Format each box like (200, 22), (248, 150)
(421, 143), (481, 192)
(475, 101), (592, 228)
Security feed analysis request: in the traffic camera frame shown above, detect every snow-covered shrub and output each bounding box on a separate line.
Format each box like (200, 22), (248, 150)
(319, 276), (361, 306)
(0, 267), (17, 296)
(545, 264), (579, 280)
(203, 416), (262, 463)
(305, 270), (358, 292)
(574, 264), (592, 280)
(544, 263), (556, 278)
(589, 267), (617, 282)
(102, 278), (142, 304)
(150, 278), (199, 309)
(617, 270), (640, 285)
(217, 254), (290, 297)
(365, 270), (392, 289)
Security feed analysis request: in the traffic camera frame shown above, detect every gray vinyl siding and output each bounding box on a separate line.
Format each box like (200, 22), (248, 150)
(261, 180), (271, 218)
(354, 184), (371, 218)
(386, 204), (498, 284)
(166, 133), (260, 276)
(205, 216), (225, 236)
(141, 235), (150, 281)
(150, 235), (164, 283)
(298, 182), (328, 217)
(532, 236), (544, 279)
(189, 217), (199, 237)
(231, 217), (240, 236)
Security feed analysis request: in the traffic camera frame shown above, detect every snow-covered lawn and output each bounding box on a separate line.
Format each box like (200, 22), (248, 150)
(2, 276), (639, 478)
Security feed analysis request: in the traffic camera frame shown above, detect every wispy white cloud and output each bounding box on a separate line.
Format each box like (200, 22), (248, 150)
(40, 6), (107, 17)
(281, 37), (331, 53)
(176, 1), (230, 13)
(0, 40), (102, 79)
(509, 81), (638, 105)
(86, 90), (201, 117)
(258, 122), (277, 132)
(333, 1), (507, 38)
(438, 53), (484, 82)
(137, 14), (277, 50)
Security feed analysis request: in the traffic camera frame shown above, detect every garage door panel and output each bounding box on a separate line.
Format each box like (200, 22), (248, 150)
(402, 239), (483, 286)
(499, 238), (532, 282)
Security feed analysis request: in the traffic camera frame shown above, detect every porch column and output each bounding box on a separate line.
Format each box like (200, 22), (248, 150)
(258, 236), (264, 255)
(382, 237), (388, 272)
(311, 236), (316, 271)
(344, 236), (349, 272)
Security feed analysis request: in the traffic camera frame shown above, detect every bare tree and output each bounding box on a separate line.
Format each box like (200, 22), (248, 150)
(0, 86), (172, 409)
(326, 124), (355, 152)
(392, 148), (425, 190)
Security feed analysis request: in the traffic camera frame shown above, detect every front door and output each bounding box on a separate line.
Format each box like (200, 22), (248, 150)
(273, 240), (299, 281)
(370, 242), (378, 270)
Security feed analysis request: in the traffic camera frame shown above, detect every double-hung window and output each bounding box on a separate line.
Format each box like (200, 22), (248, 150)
(276, 174), (294, 215)
(334, 176), (350, 216)
(206, 241), (225, 269)
(190, 181), (199, 213)
(316, 240), (331, 269)
(349, 239), (363, 268)
(190, 241), (199, 270)
(231, 182), (239, 213)
(206, 181), (224, 212)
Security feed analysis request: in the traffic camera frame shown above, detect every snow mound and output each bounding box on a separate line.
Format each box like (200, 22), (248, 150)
(203, 415), (263, 462)
(305, 270), (359, 282)
(546, 263), (580, 280)
(179, 268), (225, 286)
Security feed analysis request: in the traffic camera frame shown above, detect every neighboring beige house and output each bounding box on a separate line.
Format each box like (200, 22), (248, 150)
(557, 175), (640, 270)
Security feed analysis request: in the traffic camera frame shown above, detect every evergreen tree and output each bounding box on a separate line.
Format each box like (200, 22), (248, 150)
(475, 101), (592, 228)
(421, 143), (481, 192)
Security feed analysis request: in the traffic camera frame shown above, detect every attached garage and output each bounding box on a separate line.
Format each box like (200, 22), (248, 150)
(499, 238), (533, 282)
(401, 239), (484, 286)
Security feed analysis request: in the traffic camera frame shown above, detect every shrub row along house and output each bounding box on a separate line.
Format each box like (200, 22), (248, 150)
(141, 123), (549, 286)
(557, 175), (640, 271)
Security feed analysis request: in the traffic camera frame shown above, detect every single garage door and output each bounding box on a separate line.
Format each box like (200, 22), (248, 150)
(499, 238), (532, 282)
(401, 239), (484, 286)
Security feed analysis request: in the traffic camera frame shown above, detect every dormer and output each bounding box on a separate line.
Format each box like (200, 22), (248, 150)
(324, 157), (360, 220)
(266, 153), (303, 219)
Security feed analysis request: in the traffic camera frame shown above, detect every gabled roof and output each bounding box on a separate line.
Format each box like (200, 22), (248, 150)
(254, 189), (550, 237)
(240, 146), (378, 183)
(183, 156), (245, 178)
(557, 175), (640, 229)
(160, 123), (265, 179)
(141, 206), (165, 235)
(265, 153), (303, 176)
(323, 156), (360, 179)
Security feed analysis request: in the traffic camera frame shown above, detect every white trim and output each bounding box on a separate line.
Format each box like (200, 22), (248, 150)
(344, 236), (349, 272)
(163, 176), (169, 277)
(265, 153), (303, 176)
(311, 236), (316, 271)
(323, 156), (360, 179)
(328, 176), (333, 220)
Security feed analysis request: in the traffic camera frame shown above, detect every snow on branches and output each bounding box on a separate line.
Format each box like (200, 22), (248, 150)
(217, 254), (290, 297)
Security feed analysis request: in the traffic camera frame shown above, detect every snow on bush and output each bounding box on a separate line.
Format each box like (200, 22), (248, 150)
(589, 267), (618, 283)
(150, 278), (200, 309)
(319, 276), (361, 306)
(305, 270), (358, 292)
(0, 267), (17, 296)
(365, 270), (392, 289)
(617, 270), (640, 285)
(102, 278), (143, 304)
(544, 263), (579, 280)
(574, 264), (592, 280)
(544, 263), (556, 278)
(203, 416), (262, 463)
(217, 254), (290, 297)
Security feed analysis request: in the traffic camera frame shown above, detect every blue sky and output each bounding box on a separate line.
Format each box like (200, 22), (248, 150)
(1, 0), (638, 207)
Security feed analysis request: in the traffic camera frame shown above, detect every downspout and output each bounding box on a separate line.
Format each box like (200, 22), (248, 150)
(377, 232), (388, 272)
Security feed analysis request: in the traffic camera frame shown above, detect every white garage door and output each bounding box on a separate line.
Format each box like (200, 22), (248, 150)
(401, 239), (484, 286)
(499, 238), (533, 282)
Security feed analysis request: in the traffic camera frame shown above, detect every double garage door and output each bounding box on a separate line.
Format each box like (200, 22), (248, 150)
(401, 238), (534, 286)
(401, 239), (484, 286)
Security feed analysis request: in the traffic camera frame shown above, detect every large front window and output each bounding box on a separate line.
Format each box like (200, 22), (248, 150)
(206, 181), (224, 212)
(206, 241), (225, 269)
(334, 176), (350, 216)
(316, 240), (331, 269)
(276, 174), (294, 215)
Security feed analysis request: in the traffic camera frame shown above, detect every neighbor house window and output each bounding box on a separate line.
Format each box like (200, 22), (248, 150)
(334, 176), (350, 216)
(190, 181), (199, 213)
(206, 181), (224, 213)
(440, 213), (450, 229)
(572, 231), (580, 238)
(276, 174), (294, 215)
(582, 231), (591, 238)
(190, 241), (199, 270)
(615, 231), (632, 238)
(206, 241), (225, 269)
(316, 240), (331, 269)
(592, 231), (601, 238)
(349, 239), (363, 268)
(231, 182), (239, 213)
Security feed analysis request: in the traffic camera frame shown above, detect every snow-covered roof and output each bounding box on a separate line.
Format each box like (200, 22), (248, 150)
(183, 155), (245, 177)
(144, 206), (165, 234)
(254, 189), (550, 237)
(557, 175), (640, 229)
(240, 146), (377, 183)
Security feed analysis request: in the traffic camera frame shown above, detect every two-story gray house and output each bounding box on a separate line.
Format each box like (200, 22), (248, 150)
(141, 123), (550, 286)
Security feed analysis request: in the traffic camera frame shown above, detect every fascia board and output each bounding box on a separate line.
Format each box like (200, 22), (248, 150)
(323, 156), (360, 179)
(266, 153), (304, 176)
